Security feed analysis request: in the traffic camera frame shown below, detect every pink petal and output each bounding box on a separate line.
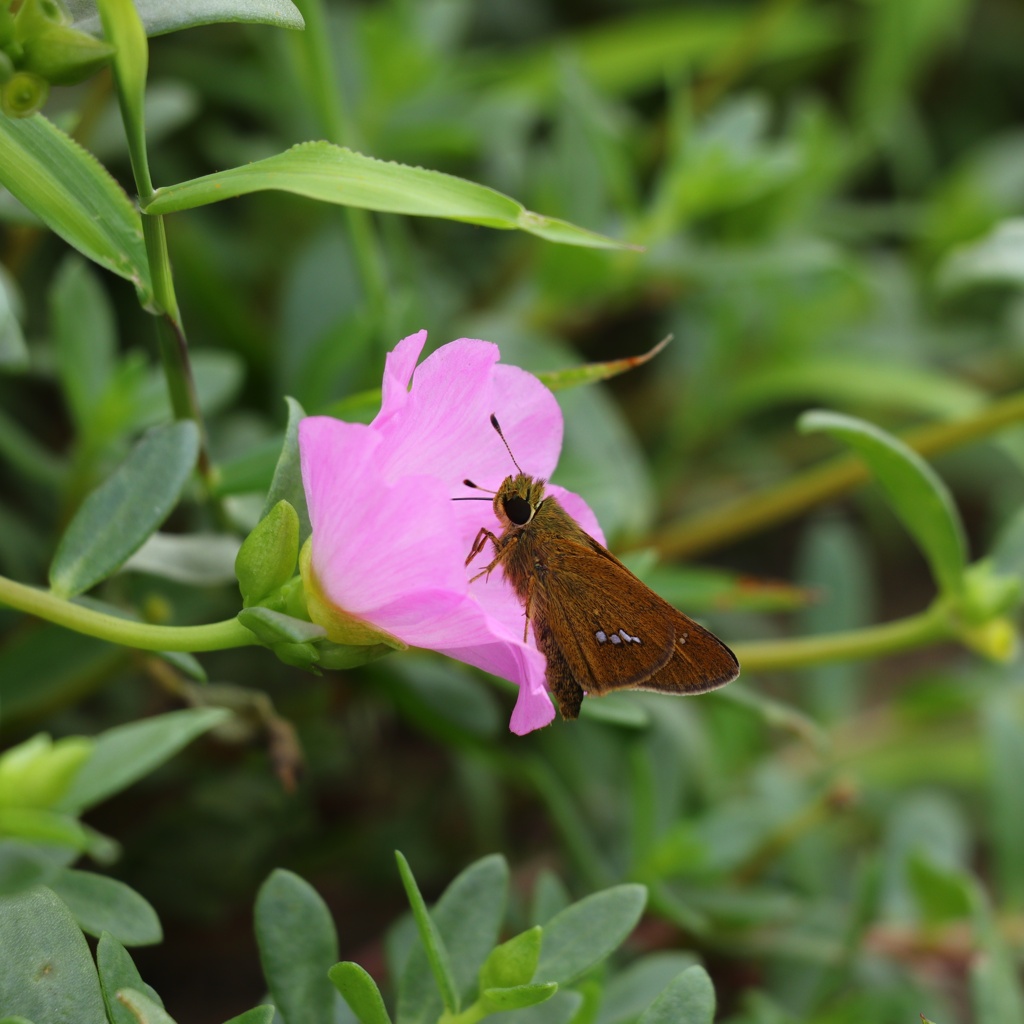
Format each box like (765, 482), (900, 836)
(376, 329), (428, 430)
(300, 417), (467, 618)
(373, 339), (563, 493)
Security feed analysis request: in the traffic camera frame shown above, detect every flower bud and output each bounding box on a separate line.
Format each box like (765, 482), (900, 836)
(1, 69), (48, 116)
(20, 21), (114, 85)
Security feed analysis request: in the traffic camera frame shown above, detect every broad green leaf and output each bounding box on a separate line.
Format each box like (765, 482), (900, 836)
(0, 886), (107, 1024)
(481, 984), (558, 1012)
(255, 869), (339, 1024)
(534, 884), (647, 985)
(114, 988), (177, 1024)
(938, 218), (1024, 293)
(0, 840), (68, 896)
(236, 501), (300, 607)
(0, 114), (150, 302)
(50, 869), (162, 946)
(48, 420), (201, 598)
(68, 0), (304, 36)
(727, 355), (983, 421)
(143, 143), (630, 250)
(397, 853), (509, 1024)
(500, 990), (583, 1024)
(56, 707), (231, 812)
(906, 851), (973, 925)
(262, 397), (310, 539)
(50, 256), (117, 431)
(97, 933), (164, 1024)
(328, 962), (393, 1024)
(596, 952), (700, 1024)
(638, 966), (715, 1024)
(395, 851), (459, 1016)
(799, 410), (967, 598)
(121, 531), (241, 586)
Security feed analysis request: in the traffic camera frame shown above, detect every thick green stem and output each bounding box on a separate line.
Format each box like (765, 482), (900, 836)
(0, 574), (255, 652)
(732, 602), (955, 672)
(641, 388), (1024, 560)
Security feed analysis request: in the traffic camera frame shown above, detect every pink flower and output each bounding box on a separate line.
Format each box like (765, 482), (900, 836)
(299, 330), (604, 735)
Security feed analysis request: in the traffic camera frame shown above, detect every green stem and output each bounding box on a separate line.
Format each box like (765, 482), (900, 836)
(0, 574), (255, 652)
(641, 388), (1024, 560)
(290, 0), (388, 315)
(732, 601), (955, 672)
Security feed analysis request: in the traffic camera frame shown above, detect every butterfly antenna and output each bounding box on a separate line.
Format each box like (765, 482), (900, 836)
(453, 479), (495, 501)
(490, 414), (524, 474)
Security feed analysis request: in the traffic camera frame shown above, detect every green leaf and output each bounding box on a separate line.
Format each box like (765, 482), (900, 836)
(638, 965), (715, 1024)
(907, 851), (973, 925)
(397, 853), (509, 1024)
(263, 397), (310, 539)
(50, 868), (162, 946)
(799, 410), (968, 598)
(480, 927), (543, 991)
(0, 733), (93, 809)
(0, 808), (95, 852)
(482, 984), (559, 1012)
(114, 988), (177, 1024)
(0, 840), (68, 896)
(255, 869), (339, 1024)
(67, 0), (304, 36)
(236, 607), (326, 645)
(0, 886), (108, 1024)
(50, 255), (117, 431)
(219, 1009), (276, 1024)
(536, 336), (670, 391)
(143, 143), (630, 250)
(328, 962), (393, 1024)
(236, 501), (300, 607)
(534, 884), (647, 985)
(395, 851), (459, 1015)
(48, 420), (201, 598)
(0, 114), (150, 302)
(56, 707), (232, 813)
(598, 952), (700, 1024)
(0, 266), (28, 371)
(121, 531), (241, 586)
(938, 218), (1024, 294)
(97, 932), (164, 1024)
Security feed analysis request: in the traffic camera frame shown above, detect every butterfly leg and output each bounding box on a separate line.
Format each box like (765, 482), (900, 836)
(467, 533), (519, 584)
(465, 527), (499, 567)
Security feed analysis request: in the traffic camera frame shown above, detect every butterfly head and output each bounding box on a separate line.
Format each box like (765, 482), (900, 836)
(495, 473), (546, 529)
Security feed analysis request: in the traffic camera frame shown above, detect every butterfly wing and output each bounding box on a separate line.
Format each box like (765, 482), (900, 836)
(531, 535), (739, 703)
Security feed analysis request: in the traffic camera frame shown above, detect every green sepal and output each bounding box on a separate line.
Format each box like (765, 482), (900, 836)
(235, 500), (300, 608)
(20, 21), (114, 84)
(479, 983), (558, 1012)
(479, 926), (542, 991)
(0, 734), (93, 810)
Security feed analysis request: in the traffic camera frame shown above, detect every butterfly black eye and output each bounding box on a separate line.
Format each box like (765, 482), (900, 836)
(503, 494), (533, 525)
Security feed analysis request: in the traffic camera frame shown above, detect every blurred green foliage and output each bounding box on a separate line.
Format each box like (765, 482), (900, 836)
(3, 0), (1024, 1022)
